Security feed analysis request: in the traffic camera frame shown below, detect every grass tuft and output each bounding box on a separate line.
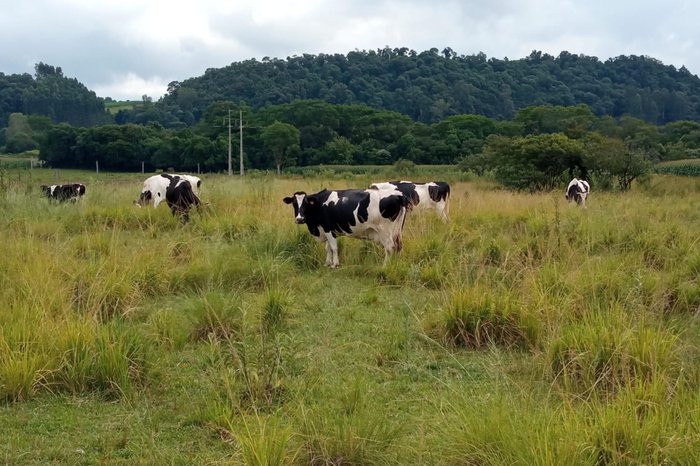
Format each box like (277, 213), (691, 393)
(427, 284), (541, 350)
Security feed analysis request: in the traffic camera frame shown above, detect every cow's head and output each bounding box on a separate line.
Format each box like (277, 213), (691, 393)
(135, 190), (152, 208)
(40, 185), (51, 196)
(283, 191), (318, 224)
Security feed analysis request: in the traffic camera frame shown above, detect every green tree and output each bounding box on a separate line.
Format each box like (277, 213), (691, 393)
(40, 123), (82, 167)
(317, 136), (355, 164)
(484, 133), (585, 190)
(584, 133), (652, 191)
(5, 113), (37, 153)
(261, 121), (300, 174)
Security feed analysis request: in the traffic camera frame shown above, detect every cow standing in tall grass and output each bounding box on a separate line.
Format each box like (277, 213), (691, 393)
(283, 188), (410, 267)
(135, 174), (201, 208)
(565, 178), (590, 208)
(41, 183), (86, 202)
(369, 181), (450, 222)
(136, 174), (201, 223)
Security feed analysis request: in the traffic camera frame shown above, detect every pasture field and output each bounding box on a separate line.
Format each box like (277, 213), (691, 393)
(0, 169), (699, 465)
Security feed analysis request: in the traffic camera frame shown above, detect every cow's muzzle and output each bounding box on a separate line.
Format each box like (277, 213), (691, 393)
(295, 217), (305, 224)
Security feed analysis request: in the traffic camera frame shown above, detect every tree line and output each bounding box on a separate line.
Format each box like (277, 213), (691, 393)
(39, 99), (700, 191)
(140, 48), (700, 127)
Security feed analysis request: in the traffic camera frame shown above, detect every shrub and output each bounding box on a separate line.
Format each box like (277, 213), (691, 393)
(427, 285), (540, 350)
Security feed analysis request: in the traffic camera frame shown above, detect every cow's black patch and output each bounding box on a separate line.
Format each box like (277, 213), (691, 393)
(428, 182), (450, 202)
(317, 190), (360, 235)
(566, 183), (588, 204)
(388, 182), (420, 206)
(379, 194), (410, 221)
(162, 174), (201, 223)
(139, 190), (153, 205)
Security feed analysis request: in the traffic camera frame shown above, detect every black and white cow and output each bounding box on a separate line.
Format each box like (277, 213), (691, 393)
(137, 174), (201, 222)
(283, 188), (410, 267)
(369, 181), (450, 222)
(565, 178), (590, 208)
(41, 183), (86, 202)
(136, 174), (201, 208)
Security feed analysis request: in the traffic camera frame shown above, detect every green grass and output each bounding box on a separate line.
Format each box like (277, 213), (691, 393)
(0, 168), (698, 464)
(104, 101), (140, 115)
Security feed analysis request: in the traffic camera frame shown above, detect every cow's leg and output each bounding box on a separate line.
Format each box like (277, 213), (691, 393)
(324, 241), (334, 267)
(327, 235), (340, 268)
(437, 202), (449, 223)
(383, 207), (407, 266)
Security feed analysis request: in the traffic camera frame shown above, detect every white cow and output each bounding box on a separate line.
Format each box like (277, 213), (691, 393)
(565, 178), (590, 208)
(136, 174), (201, 208)
(369, 181), (450, 222)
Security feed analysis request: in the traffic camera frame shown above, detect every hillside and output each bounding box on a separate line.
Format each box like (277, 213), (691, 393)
(152, 48), (700, 125)
(0, 63), (110, 128)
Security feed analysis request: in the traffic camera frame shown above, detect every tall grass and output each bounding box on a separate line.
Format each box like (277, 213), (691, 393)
(426, 284), (542, 350)
(0, 170), (698, 464)
(544, 310), (685, 399)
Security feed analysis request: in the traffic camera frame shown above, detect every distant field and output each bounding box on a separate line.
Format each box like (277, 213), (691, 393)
(0, 169), (698, 464)
(104, 100), (140, 114)
(657, 158), (700, 166)
(656, 158), (700, 176)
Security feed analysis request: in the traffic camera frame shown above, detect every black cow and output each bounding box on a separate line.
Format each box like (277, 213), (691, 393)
(41, 183), (86, 202)
(158, 174), (201, 223)
(283, 188), (410, 267)
(370, 181), (450, 222)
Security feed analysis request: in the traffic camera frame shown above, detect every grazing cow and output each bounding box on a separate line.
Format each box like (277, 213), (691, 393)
(369, 181), (450, 222)
(283, 188), (410, 267)
(137, 174), (201, 222)
(41, 183), (86, 202)
(135, 174), (201, 208)
(565, 178), (591, 207)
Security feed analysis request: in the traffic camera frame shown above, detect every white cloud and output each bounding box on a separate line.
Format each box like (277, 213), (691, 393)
(0, 0), (698, 100)
(94, 73), (168, 101)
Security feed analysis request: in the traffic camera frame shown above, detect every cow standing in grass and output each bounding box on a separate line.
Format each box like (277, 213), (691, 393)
(283, 188), (410, 267)
(137, 174), (201, 223)
(136, 174), (201, 208)
(369, 181), (450, 222)
(41, 183), (86, 202)
(565, 178), (590, 208)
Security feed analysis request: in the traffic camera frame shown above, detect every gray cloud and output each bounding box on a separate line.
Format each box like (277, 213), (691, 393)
(0, 0), (697, 100)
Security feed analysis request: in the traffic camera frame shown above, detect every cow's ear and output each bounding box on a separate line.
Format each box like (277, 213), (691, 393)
(283, 196), (293, 204)
(307, 196), (318, 205)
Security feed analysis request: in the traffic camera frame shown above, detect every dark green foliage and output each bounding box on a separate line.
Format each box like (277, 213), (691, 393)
(0, 63), (109, 128)
(484, 133), (587, 190)
(149, 49), (700, 126)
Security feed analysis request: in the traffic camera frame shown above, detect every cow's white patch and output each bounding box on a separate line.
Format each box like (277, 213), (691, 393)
(323, 191), (340, 206)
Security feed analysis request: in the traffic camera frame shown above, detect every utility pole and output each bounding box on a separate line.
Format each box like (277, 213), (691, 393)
(239, 109), (244, 176)
(227, 109), (233, 176)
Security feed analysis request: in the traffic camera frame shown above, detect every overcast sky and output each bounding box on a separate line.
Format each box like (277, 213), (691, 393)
(1, 0), (697, 101)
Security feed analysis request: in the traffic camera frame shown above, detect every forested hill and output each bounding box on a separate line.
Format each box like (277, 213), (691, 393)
(0, 63), (109, 128)
(156, 48), (700, 125)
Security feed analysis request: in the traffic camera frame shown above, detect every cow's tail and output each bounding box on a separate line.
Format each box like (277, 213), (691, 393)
(393, 197), (410, 253)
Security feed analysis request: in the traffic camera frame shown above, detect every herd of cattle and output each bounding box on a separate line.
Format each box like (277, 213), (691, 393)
(40, 174), (590, 267)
